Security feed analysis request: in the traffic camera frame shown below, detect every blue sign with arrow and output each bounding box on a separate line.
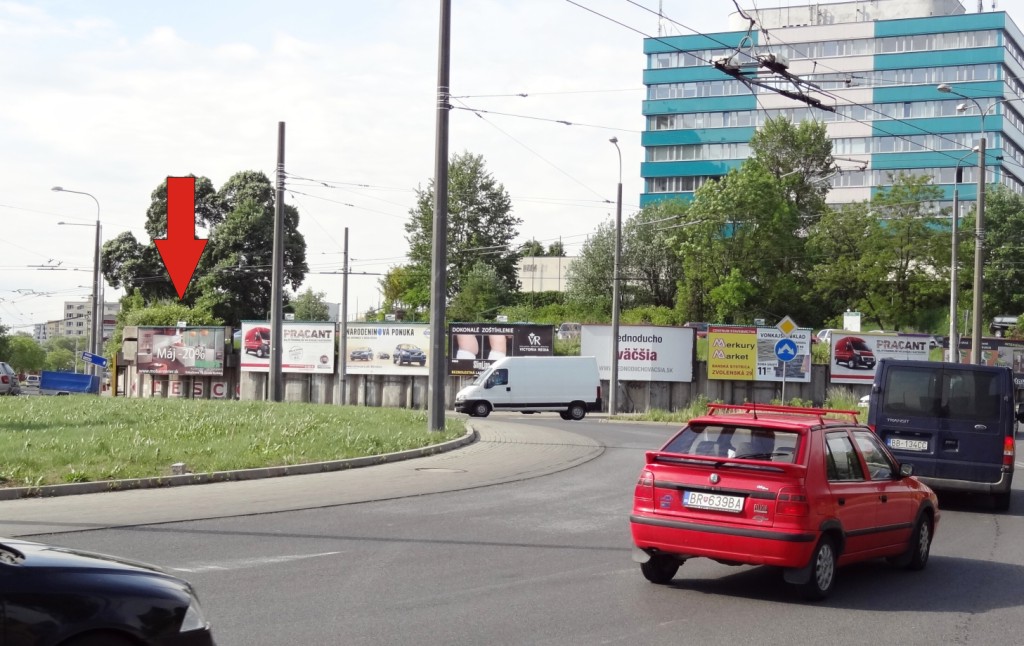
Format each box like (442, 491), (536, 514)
(81, 351), (109, 369)
(774, 338), (798, 363)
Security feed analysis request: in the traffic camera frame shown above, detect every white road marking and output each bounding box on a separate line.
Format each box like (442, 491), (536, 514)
(172, 551), (342, 573)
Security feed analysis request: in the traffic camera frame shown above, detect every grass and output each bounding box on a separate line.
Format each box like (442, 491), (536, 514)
(0, 397), (464, 488)
(627, 387), (867, 425)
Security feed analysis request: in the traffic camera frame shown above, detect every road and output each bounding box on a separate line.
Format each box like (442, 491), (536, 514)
(3, 415), (1023, 645)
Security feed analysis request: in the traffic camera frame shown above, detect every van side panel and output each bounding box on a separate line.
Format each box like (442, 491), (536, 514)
(868, 359), (1014, 495)
(455, 356), (602, 414)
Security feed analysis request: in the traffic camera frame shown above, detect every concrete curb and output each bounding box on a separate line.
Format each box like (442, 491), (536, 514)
(0, 428), (479, 501)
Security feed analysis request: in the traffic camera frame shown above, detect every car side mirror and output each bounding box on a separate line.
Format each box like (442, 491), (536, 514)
(1016, 402), (1024, 424)
(899, 463), (914, 478)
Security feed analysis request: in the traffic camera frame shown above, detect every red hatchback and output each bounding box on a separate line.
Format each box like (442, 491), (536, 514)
(630, 404), (939, 600)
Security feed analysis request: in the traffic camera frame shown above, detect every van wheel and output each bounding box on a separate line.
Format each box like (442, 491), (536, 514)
(256, 348), (265, 358)
(559, 411), (571, 420)
(640, 555), (679, 584)
(994, 492), (1011, 511)
(472, 401), (491, 418)
(798, 536), (837, 600)
(568, 403), (587, 420)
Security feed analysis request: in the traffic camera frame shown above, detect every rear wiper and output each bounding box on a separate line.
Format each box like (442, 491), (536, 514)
(734, 451), (791, 460)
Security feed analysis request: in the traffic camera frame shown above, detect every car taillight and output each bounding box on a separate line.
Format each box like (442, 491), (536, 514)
(1004, 436), (1016, 467)
(634, 469), (655, 502)
(777, 486), (809, 516)
(0, 375), (8, 384)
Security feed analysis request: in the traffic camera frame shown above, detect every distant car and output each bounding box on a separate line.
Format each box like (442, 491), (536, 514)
(349, 348), (373, 361)
(990, 314), (1019, 337)
(24, 374), (40, 388)
(630, 403), (938, 600)
(393, 343), (427, 366)
(0, 536), (216, 645)
(858, 394), (870, 408)
(815, 329), (840, 345)
(0, 361), (18, 396)
(683, 322), (709, 338)
(556, 322), (581, 341)
(377, 352), (390, 360)
(243, 327), (271, 358)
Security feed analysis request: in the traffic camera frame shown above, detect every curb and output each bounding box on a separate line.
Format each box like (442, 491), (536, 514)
(0, 428), (479, 501)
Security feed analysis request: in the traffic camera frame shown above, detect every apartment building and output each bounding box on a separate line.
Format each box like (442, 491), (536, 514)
(641, 0), (1024, 212)
(51, 298), (121, 342)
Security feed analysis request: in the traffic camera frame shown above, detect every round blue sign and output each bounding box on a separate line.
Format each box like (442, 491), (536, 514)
(774, 338), (798, 363)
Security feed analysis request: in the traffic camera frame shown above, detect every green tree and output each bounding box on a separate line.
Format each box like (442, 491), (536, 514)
(519, 239), (545, 256)
(7, 334), (46, 373)
(747, 116), (834, 227)
(0, 318), (9, 361)
(404, 152), (522, 305)
(448, 262), (508, 322)
(291, 287), (330, 321)
(975, 186), (1024, 320)
(547, 240), (566, 257)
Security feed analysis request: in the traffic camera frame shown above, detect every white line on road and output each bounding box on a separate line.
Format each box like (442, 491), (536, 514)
(172, 551), (342, 573)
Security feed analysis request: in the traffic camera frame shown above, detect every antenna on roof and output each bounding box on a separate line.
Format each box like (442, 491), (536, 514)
(657, 0), (664, 36)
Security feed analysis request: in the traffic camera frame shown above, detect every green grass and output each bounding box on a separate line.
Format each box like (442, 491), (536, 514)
(0, 398), (464, 488)
(627, 387), (867, 425)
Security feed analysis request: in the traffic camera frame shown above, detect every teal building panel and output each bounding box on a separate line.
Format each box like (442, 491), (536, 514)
(873, 81), (1004, 105)
(871, 115), (1001, 136)
(643, 95), (758, 115)
(642, 127), (757, 146)
(874, 46), (1005, 70)
(641, 193), (695, 207)
(644, 66), (741, 85)
(873, 151), (973, 170)
(641, 160), (741, 177)
(873, 13), (1006, 37)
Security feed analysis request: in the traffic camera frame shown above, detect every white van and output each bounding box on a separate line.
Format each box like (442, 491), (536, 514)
(454, 356), (602, 420)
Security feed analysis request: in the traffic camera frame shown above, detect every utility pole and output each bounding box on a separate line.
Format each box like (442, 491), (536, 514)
(338, 227), (349, 405)
(428, 0), (451, 432)
(269, 122), (286, 401)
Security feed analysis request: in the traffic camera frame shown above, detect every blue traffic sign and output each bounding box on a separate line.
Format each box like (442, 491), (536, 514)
(81, 351), (109, 369)
(774, 338), (798, 363)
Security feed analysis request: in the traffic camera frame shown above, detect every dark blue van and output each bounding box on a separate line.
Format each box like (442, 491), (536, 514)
(868, 359), (1023, 511)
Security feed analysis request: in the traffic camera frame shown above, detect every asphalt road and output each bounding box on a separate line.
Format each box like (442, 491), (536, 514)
(3, 415), (1023, 645)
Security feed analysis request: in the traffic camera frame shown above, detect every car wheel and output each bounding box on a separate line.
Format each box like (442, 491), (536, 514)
(640, 555), (679, 584)
(907, 515), (933, 570)
(568, 403), (587, 420)
(799, 536), (837, 600)
(993, 492), (1011, 512)
(559, 411), (572, 420)
(63, 633), (137, 646)
(472, 401), (491, 418)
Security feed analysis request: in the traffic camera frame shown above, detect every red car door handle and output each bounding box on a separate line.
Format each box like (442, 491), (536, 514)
(837, 498), (845, 505)
(879, 495), (888, 503)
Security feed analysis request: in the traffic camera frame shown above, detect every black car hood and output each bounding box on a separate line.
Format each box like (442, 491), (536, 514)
(1, 537), (179, 582)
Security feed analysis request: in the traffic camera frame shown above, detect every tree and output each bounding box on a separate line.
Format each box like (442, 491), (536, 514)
(447, 262), (508, 322)
(747, 116), (834, 227)
(7, 335), (46, 374)
(975, 186), (1024, 320)
(547, 240), (566, 257)
(0, 318), (9, 362)
(519, 239), (545, 257)
(101, 171), (308, 326)
(291, 288), (330, 321)
(404, 152), (522, 304)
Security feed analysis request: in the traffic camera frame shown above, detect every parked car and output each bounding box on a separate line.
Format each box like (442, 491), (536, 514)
(683, 322), (709, 338)
(393, 343), (427, 366)
(833, 335), (876, 369)
(243, 326), (271, 358)
(349, 347), (373, 361)
(990, 314), (1020, 337)
(377, 352), (390, 360)
(556, 322), (581, 341)
(24, 374), (40, 388)
(0, 536), (216, 645)
(630, 403), (938, 600)
(0, 361), (19, 396)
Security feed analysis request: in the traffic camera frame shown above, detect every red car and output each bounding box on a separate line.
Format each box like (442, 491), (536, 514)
(630, 403), (939, 600)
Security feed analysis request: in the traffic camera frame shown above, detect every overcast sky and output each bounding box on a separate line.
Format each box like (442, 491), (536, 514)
(2, 0), (1020, 334)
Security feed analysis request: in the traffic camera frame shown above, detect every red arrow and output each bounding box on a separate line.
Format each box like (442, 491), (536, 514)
(155, 176), (208, 300)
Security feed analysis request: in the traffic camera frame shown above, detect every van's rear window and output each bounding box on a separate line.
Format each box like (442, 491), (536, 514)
(882, 366), (1002, 424)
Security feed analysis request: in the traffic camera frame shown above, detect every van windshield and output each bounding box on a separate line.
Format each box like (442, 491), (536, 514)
(882, 366), (1002, 424)
(472, 368), (493, 386)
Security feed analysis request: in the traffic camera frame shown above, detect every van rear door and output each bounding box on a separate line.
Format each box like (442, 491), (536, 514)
(872, 362), (1009, 486)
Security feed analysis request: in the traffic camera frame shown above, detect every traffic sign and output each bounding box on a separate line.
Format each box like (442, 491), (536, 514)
(774, 338), (798, 363)
(81, 351), (109, 369)
(776, 315), (799, 337)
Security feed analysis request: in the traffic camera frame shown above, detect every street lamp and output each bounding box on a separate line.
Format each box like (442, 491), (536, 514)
(609, 137), (623, 416)
(948, 150), (976, 362)
(53, 186), (103, 378)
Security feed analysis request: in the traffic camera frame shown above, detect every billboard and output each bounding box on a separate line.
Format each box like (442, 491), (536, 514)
(448, 323), (553, 376)
(581, 324), (695, 383)
(239, 321), (337, 374)
(829, 332), (933, 384)
(944, 336), (1024, 387)
(344, 323), (431, 376)
(136, 326), (225, 376)
(706, 326), (812, 382)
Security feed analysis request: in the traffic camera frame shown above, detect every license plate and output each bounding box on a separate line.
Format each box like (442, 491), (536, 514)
(888, 437), (928, 452)
(683, 491), (744, 513)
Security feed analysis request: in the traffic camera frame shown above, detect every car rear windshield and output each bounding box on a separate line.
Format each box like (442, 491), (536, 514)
(662, 424), (800, 462)
(882, 365), (1003, 423)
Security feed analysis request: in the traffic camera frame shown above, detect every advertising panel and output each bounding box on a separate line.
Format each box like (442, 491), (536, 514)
(136, 326), (225, 376)
(580, 324), (695, 383)
(344, 323), (431, 376)
(706, 326), (812, 382)
(944, 336), (1024, 387)
(829, 333), (933, 384)
(448, 323), (553, 376)
(239, 321), (337, 374)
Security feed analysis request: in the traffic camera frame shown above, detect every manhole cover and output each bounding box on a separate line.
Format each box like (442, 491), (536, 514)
(415, 467), (467, 474)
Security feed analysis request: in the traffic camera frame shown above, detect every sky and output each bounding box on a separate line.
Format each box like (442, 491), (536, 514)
(3, 0), (1023, 334)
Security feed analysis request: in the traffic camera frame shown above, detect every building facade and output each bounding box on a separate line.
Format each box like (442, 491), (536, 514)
(641, 0), (1024, 213)
(46, 298), (121, 343)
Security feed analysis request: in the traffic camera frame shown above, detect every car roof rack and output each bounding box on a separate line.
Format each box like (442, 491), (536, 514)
(706, 403), (859, 424)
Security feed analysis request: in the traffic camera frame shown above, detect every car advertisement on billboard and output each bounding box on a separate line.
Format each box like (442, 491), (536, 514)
(240, 321), (337, 374)
(706, 326), (812, 382)
(581, 324), (695, 383)
(448, 323), (554, 376)
(829, 333), (933, 384)
(136, 326), (226, 376)
(344, 323), (431, 376)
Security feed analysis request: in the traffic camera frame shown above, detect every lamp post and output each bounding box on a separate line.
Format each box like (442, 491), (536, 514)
(948, 151), (974, 362)
(609, 137), (623, 416)
(53, 187), (102, 377)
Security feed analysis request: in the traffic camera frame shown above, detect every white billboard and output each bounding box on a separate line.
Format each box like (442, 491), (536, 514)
(240, 321), (337, 374)
(344, 323), (431, 376)
(829, 332), (934, 385)
(581, 324), (695, 383)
